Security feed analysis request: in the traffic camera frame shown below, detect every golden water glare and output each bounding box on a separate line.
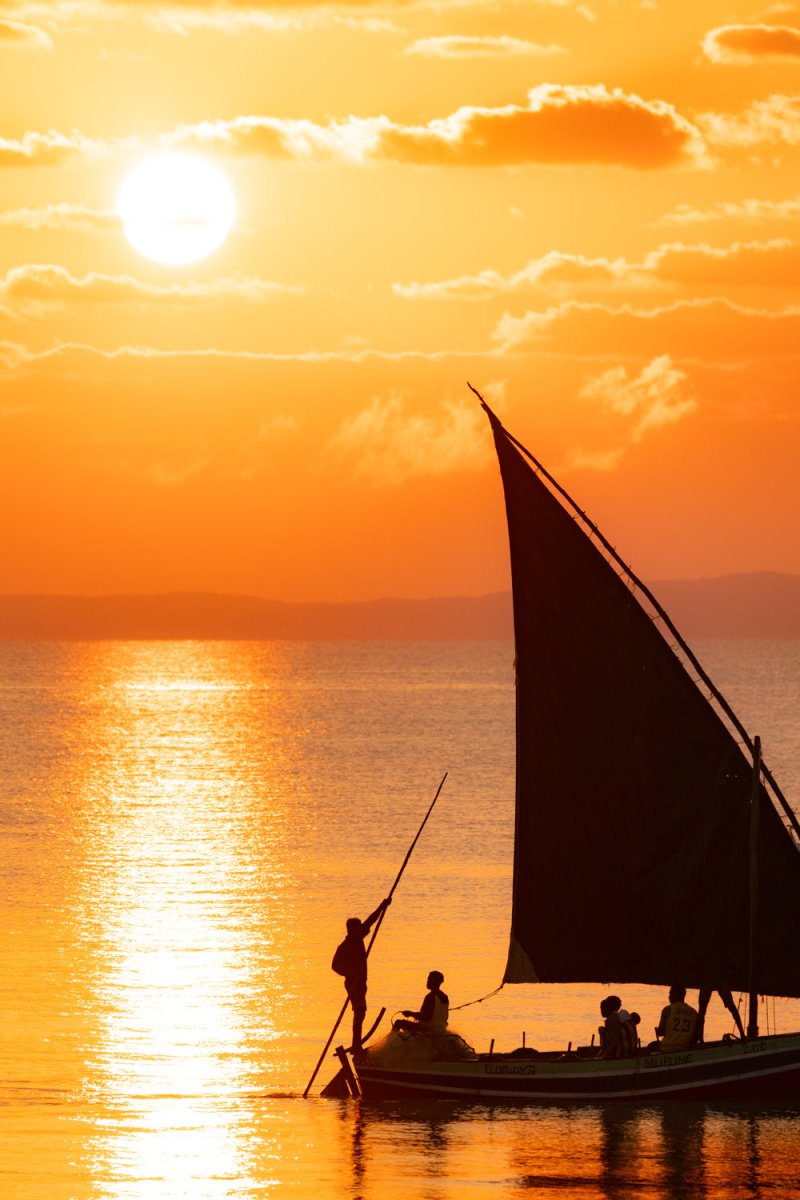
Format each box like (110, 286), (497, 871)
(66, 645), (286, 1196)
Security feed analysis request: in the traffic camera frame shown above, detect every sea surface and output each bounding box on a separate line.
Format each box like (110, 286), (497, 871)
(3, 639), (800, 1199)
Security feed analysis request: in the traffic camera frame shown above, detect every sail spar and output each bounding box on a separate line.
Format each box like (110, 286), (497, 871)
(485, 403), (800, 997)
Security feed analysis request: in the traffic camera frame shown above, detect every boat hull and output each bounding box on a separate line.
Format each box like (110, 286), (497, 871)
(353, 1033), (800, 1102)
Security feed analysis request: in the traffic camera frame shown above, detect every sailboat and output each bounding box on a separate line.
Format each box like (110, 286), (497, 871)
(348, 392), (800, 1101)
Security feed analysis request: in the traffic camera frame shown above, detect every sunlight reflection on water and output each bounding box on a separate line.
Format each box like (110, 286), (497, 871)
(2, 640), (800, 1198)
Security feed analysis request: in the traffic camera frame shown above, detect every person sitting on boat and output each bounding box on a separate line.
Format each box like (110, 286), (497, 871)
(653, 986), (698, 1052)
(599, 995), (627, 1058)
(394, 970), (449, 1035)
(619, 1010), (641, 1056)
(695, 987), (746, 1043)
(331, 897), (391, 1053)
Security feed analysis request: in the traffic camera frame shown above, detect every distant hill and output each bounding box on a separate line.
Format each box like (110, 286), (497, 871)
(0, 573), (798, 640)
(651, 573), (800, 639)
(0, 591), (513, 641)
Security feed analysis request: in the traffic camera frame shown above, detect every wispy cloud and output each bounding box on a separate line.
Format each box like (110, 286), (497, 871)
(394, 252), (633, 300)
(0, 129), (104, 167)
(493, 297), (800, 361)
(567, 356), (697, 470)
(405, 35), (565, 59)
(579, 355), (697, 440)
(0, 17), (52, 48)
(659, 194), (800, 225)
(0, 203), (118, 231)
(0, 264), (303, 311)
(147, 455), (212, 487)
(8, 0), (406, 36)
(0, 339), (486, 372)
(328, 393), (492, 485)
(394, 239), (800, 299)
(699, 94), (800, 147)
(703, 24), (800, 63)
(643, 238), (800, 286)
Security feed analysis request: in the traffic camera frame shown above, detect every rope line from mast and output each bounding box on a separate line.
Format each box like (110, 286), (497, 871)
(450, 982), (505, 1012)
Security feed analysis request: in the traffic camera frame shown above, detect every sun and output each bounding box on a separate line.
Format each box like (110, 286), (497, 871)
(118, 154), (235, 266)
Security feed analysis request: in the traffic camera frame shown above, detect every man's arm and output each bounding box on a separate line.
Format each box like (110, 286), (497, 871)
(363, 897), (391, 932)
(402, 993), (433, 1023)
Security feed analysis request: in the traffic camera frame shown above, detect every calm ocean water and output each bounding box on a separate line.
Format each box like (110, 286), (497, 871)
(2, 639), (800, 1199)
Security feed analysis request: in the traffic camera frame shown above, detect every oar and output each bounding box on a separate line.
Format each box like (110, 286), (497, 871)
(302, 771), (447, 1098)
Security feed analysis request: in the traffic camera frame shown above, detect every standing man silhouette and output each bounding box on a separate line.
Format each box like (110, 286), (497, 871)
(696, 988), (746, 1042)
(332, 898), (390, 1052)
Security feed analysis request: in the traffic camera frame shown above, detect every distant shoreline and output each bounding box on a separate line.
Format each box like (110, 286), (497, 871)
(1, 573), (799, 640)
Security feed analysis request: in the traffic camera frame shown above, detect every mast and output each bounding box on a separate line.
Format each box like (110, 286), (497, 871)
(748, 736), (762, 1038)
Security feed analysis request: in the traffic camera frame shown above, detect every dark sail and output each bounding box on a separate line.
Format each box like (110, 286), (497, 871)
(486, 405), (800, 996)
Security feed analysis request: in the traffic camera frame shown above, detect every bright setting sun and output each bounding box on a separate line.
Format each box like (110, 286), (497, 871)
(117, 154), (235, 265)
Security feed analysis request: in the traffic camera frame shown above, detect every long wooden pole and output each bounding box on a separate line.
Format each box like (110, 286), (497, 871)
(302, 772), (448, 1098)
(748, 736), (762, 1038)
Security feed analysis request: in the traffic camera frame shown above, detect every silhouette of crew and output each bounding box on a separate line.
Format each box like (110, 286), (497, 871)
(331, 898), (390, 1052)
(654, 985), (698, 1052)
(394, 970), (449, 1034)
(599, 994), (639, 1058)
(696, 987), (746, 1042)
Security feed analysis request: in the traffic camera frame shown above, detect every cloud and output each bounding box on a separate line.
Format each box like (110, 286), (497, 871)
(643, 238), (800, 287)
(0, 264), (303, 310)
(703, 24), (800, 63)
(258, 413), (302, 438)
(169, 84), (709, 169)
(394, 252), (633, 300)
(493, 297), (800, 362)
(579, 355), (697, 440)
(405, 36), (566, 59)
(328, 393), (492, 485)
(0, 339), (482, 371)
(0, 17), (52, 48)
(2, 85), (707, 175)
(660, 194), (800, 225)
(147, 456), (212, 487)
(166, 113), (381, 164)
(0, 129), (102, 166)
(566, 356), (697, 471)
(699, 94), (800, 147)
(394, 239), (800, 299)
(565, 445), (626, 471)
(147, 7), (399, 35)
(378, 85), (709, 169)
(7, 0), (405, 36)
(0, 203), (118, 231)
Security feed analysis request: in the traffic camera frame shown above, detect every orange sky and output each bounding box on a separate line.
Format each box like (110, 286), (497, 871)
(1, 0), (799, 601)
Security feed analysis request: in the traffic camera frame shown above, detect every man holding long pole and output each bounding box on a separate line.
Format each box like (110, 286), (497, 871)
(302, 772), (447, 1097)
(332, 898), (391, 1053)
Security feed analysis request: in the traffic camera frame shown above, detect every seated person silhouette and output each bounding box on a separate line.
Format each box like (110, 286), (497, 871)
(394, 970), (449, 1035)
(652, 985), (698, 1052)
(598, 995), (625, 1058)
(618, 1008), (641, 1056)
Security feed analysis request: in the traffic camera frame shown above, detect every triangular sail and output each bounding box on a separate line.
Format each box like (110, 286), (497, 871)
(485, 404), (800, 996)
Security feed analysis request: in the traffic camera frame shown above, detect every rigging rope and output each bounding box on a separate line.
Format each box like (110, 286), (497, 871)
(451, 983), (505, 1012)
